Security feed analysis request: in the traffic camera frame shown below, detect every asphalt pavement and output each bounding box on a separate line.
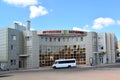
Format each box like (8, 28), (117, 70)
(0, 63), (120, 75)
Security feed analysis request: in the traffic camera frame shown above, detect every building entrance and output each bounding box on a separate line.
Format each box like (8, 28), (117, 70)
(19, 57), (27, 68)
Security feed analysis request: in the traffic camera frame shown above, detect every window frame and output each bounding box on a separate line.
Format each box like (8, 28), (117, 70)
(10, 35), (16, 40)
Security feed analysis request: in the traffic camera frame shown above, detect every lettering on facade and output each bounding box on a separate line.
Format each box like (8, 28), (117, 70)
(69, 30), (85, 35)
(43, 30), (62, 34)
(42, 30), (87, 36)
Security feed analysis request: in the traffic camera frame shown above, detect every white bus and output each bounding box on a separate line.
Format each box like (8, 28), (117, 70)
(52, 59), (77, 69)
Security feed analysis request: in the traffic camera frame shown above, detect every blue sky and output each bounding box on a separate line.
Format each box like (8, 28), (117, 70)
(0, 0), (120, 40)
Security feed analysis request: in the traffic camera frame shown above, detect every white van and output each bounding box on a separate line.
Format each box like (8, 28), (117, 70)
(52, 59), (76, 69)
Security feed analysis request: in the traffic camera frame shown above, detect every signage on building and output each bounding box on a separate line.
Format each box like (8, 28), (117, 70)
(41, 30), (87, 36)
(43, 30), (62, 34)
(68, 30), (85, 35)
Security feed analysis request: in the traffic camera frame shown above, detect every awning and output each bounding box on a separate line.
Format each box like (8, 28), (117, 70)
(19, 54), (30, 57)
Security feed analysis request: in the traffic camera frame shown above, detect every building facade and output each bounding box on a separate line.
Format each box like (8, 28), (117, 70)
(0, 21), (118, 70)
(0, 21), (39, 70)
(38, 30), (118, 66)
(116, 40), (120, 62)
(0, 28), (23, 70)
(97, 33), (118, 64)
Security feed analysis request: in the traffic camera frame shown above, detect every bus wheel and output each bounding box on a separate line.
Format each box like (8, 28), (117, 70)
(53, 66), (56, 69)
(68, 65), (71, 68)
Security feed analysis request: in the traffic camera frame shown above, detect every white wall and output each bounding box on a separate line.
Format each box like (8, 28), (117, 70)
(0, 29), (8, 62)
(24, 31), (39, 68)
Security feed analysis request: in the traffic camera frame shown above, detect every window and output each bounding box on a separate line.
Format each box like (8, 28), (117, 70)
(11, 45), (15, 50)
(49, 37), (52, 42)
(55, 62), (58, 64)
(98, 37), (103, 42)
(81, 37), (83, 41)
(58, 38), (60, 42)
(76, 37), (78, 41)
(98, 45), (103, 50)
(54, 38), (56, 42)
(58, 60), (75, 64)
(11, 60), (13, 65)
(40, 37), (44, 42)
(70, 37), (74, 42)
(93, 37), (97, 42)
(14, 60), (16, 65)
(41, 37), (43, 40)
(63, 38), (65, 42)
(11, 59), (16, 65)
(45, 37), (47, 41)
(11, 35), (16, 40)
(67, 37), (69, 42)
(26, 36), (32, 41)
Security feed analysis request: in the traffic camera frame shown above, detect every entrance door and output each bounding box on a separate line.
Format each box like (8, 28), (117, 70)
(19, 58), (27, 68)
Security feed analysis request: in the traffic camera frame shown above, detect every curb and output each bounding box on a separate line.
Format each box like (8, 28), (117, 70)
(0, 67), (51, 75)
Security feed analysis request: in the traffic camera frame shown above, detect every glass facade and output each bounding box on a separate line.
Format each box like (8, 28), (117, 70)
(39, 45), (86, 66)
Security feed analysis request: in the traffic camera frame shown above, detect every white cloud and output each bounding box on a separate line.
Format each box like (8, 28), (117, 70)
(72, 26), (90, 32)
(30, 6), (48, 19)
(13, 21), (25, 26)
(116, 20), (120, 25)
(92, 17), (115, 30)
(30, 28), (35, 31)
(3, 0), (38, 7)
(73, 17), (120, 31)
(3, 0), (49, 18)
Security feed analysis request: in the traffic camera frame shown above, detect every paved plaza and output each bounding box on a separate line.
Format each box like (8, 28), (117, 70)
(0, 67), (120, 80)
(1, 63), (120, 80)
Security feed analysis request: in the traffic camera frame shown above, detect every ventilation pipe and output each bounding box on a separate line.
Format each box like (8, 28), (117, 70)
(14, 22), (18, 29)
(26, 20), (30, 31)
